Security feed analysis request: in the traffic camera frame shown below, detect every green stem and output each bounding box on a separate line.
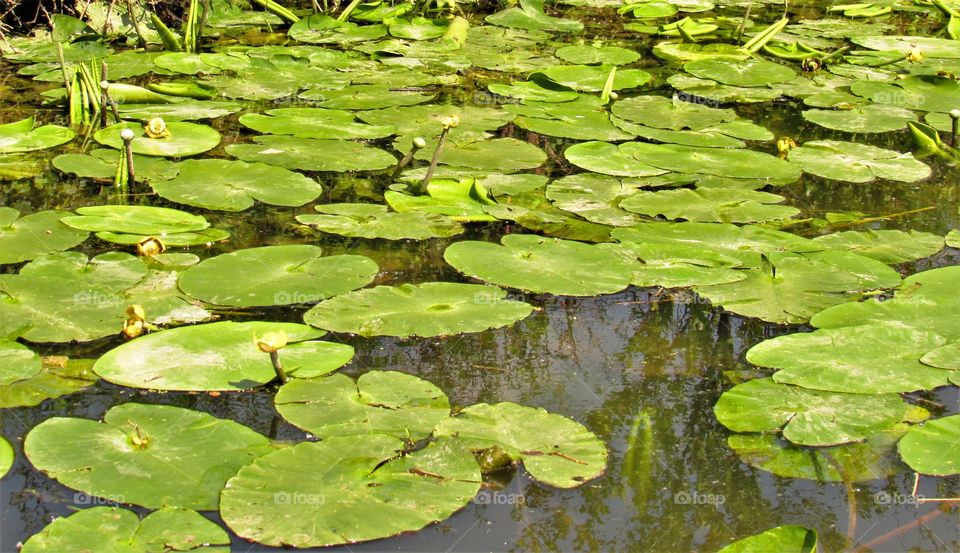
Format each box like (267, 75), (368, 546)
(337, 0), (363, 22)
(420, 127), (451, 190)
(125, 0), (149, 48)
(123, 135), (136, 185)
(392, 141), (424, 179)
(269, 351), (288, 383)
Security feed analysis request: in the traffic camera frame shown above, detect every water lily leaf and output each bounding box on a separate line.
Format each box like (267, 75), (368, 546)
(289, 14), (388, 44)
(599, 241), (746, 287)
(20, 507), (230, 553)
(486, 0), (584, 32)
(94, 228), (230, 247)
(509, 96), (636, 141)
(684, 58), (795, 86)
(0, 339), (40, 386)
(694, 250), (901, 324)
(415, 137), (546, 171)
(0, 436), (11, 479)
(851, 36), (960, 58)
(52, 149), (179, 182)
(850, 76), (960, 113)
(611, 95), (736, 130)
(61, 205), (209, 235)
(0, 208), (88, 265)
(92, 321), (348, 391)
(728, 427), (907, 482)
(922, 342), (960, 370)
(789, 140), (930, 183)
(117, 101), (243, 121)
(609, 118), (747, 148)
(154, 53), (221, 75)
(359, 104), (515, 146)
(802, 104), (916, 133)
(179, 245), (378, 307)
(555, 45), (641, 65)
(94, 121), (220, 157)
(239, 108), (396, 139)
(667, 73), (785, 103)
(434, 402), (607, 488)
(444, 234), (635, 295)
(532, 64), (652, 92)
(151, 159), (323, 211)
(388, 17), (449, 39)
(304, 282), (533, 337)
(627, 142), (802, 182)
(652, 42), (750, 63)
(747, 325), (951, 393)
(620, 188), (800, 223)
(545, 174), (643, 226)
(276, 371), (450, 440)
(220, 436), (480, 548)
(717, 525), (817, 553)
(296, 203), (464, 240)
(226, 135), (396, 172)
(385, 178), (498, 222)
(0, 117), (75, 154)
(714, 378), (907, 446)
(24, 403), (274, 510)
(812, 229), (944, 264)
(564, 141), (668, 177)
(299, 84), (435, 109)
(897, 414), (959, 476)
(487, 81), (579, 103)
(948, 229), (960, 248)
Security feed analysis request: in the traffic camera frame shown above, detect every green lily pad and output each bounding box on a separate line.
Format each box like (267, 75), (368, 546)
(789, 140), (931, 183)
(414, 137), (546, 171)
(0, 208), (88, 265)
(714, 378), (907, 446)
(532, 64), (652, 92)
(545, 174), (643, 227)
(897, 414), (960, 476)
(61, 205), (209, 235)
(358, 104), (515, 146)
(434, 402), (607, 488)
(220, 436), (480, 548)
(564, 141), (667, 177)
(52, 149), (179, 182)
(0, 357), (98, 408)
(179, 245), (378, 307)
(486, 0), (583, 32)
(610, 95), (736, 130)
(296, 203), (464, 240)
(0, 339), (40, 386)
(802, 104), (916, 133)
(226, 135), (396, 172)
(288, 14), (388, 44)
(812, 229), (944, 264)
(117, 101), (243, 121)
(304, 282), (533, 337)
(509, 96), (636, 141)
(555, 45), (641, 65)
(652, 42), (750, 63)
(276, 371), (450, 440)
(94, 121), (221, 157)
(620, 188), (799, 223)
(92, 321), (353, 391)
(0, 436), (11, 479)
(0, 155), (45, 180)
(0, 117), (74, 154)
(747, 325), (951, 393)
(628, 142), (802, 182)
(667, 73), (785, 103)
(922, 342), (960, 370)
(385, 178), (498, 222)
(299, 84), (435, 109)
(444, 234), (635, 296)
(487, 81), (580, 103)
(947, 229), (960, 248)
(94, 228), (231, 247)
(20, 507), (230, 553)
(850, 76), (960, 113)
(24, 403), (274, 510)
(151, 159), (323, 211)
(717, 525), (817, 553)
(851, 36), (960, 58)
(239, 108), (396, 140)
(684, 58), (795, 87)
(599, 239), (746, 287)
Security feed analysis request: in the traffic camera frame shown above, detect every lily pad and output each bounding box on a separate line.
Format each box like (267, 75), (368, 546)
(684, 58), (796, 87)
(897, 415), (960, 476)
(850, 76), (960, 113)
(178, 245), (378, 307)
(789, 140), (930, 183)
(555, 45), (641, 65)
(509, 96), (636, 141)
(802, 104), (916, 133)
(117, 101), (243, 122)
(239, 108), (396, 140)
(94, 228), (231, 247)
(94, 121), (221, 157)
(487, 81), (580, 103)
(851, 36), (960, 58)
(444, 234), (635, 296)
(0, 339), (40, 386)
(812, 229), (944, 264)
(714, 378), (907, 446)
(296, 203), (464, 240)
(0, 436), (11, 479)
(532, 64), (652, 92)
(385, 178), (498, 222)
(0, 356), (98, 408)
(717, 526), (817, 553)
(276, 371), (450, 440)
(61, 206), (209, 235)
(414, 137), (546, 171)
(620, 188), (799, 223)
(627, 142), (802, 182)
(299, 84), (436, 109)
(434, 402), (607, 488)
(92, 321), (353, 391)
(220, 436), (480, 548)
(303, 282), (533, 337)
(24, 403), (274, 510)
(0, 117), (74, 154)
(486, 0), (583, 32)
(610, 94), (736, 130)
(52, 149), (179, 182)
(0, 208), (88, 265)
(288, 14), (388, 44)
(545, 174), (643, 227)
(226, 135), (396, 172)
(20, 507), (230, 553)
(599, 241), (746, 287)
(564, 141), (667, 177)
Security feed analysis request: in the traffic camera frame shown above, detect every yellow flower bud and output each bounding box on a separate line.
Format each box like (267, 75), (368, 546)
(136, 236), (166, 257)
(906, 46), (923, 63)
(256, 331), (288, 353)
(776, 137), (797, 159)
(440, 115), (460, 129)
(144, 117), (171, 139)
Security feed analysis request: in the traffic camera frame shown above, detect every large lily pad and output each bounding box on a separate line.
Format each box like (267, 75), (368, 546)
(296, 203), (464, 240)
(545, 174), (643, 227)
(788, 140), (931, 183)
(24, 403), (274, 510)
(52, 149), (179, 182)
(684, 58), (795, 86)
(532, 64), (652, 92)
(509, 97), (636, 141)
(850, 76), (960, 113)
(303, 282), (533, 337)
(299, 84), (436, 109)
(714, 378), (907, 446)
(851, 36), (960, 58)
(0, 339), (39, 387)
(627, 143), (802, 182)
(0, 117), (74, 154)
(434, 402), (607, 488)
(717, 526), (817, 553)
(20, 507), (230, 553)
(60, 205), (209, 235)
(238, 108), (396, 139)
(897, 415), (960, 476)
(444, 234), (635, 296)
(812, 229), (944, 264)
(802, 104), (916, 133)
(0, 208), (88, 265)
(151, 159), (323, 211)
(620, 188), (799, 223)
(288, 14), (388, 44)
(220, 436), (480, 548)
(94, 121), (221, 157)
(92, 321), (353, 391)
(599, 241), (745, 288)
(178, 245), (378, 307)
(486, 0), (583, 32)
(414, 137), (546, 171)
(564, 141), (667, 177)
(276, 371), (450, 440)
(0, 356), (98, 408)
(610, 94), (736, 130)
(555, 45), (640, 65)
(226, 135), (396, 172)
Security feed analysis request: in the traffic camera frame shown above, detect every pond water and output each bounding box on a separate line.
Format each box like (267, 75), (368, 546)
(1, 0), (959, 551)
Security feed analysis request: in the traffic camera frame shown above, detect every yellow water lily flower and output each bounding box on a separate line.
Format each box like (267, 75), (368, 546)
(256, 331), (289, 353)
(144, 117), (171, 139)
(136, 236), (166, 257)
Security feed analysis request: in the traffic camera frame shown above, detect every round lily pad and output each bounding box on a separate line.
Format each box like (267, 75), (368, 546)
(94, 121), (221, 157)
(226, 135), (396, 172)
(487, 81), (580, 103)
(414, 137), (546, 171)
(276, 371), (450, 440)
(812, 229), (944, 264)
(304, 282), (534, 337)
(24, 403), (274, 510)
(296, 203), (464, 240)
(178, 245), (379, 307)
(510, 97), (636, 141)
(545, 173), (642, 227)
(0, 436), (13, 479)
(684, 58), (796, 87)
(92, 321), (353, 391)
(239, 108), (396, 139)
(714, 378), (907, 446)
(0, 357), (98, 408)
(0, 339), (41, 385)
(802, 104), (916, 133)
(626, 142), (802, 182)
(220, 436), (481, 548)
(897, 414), (959, 476)
(564, 141), (667, 177)
(555, 45), (640, 65)
(610, 95), (736, 131)
(0, 117), (75, 154)
(434, 402), (607, 488)
(789, 140), (930, 183)
(533, 64), (651, 92)
(52, 149), (179, 182)
(0, 208), (88, 265)
(598, 241), (746, 288)
(20, 507), (230, 553)
(94, 228), (231, 247)
(620, 188), (800, 223)
(60, 205), (209, 235)
(299, 84), (436, 109)
(718, 526), (817, 553)
(117, 101), (243, 121)
(151, 159), (323, 211)
(443, 234), (635, 296)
